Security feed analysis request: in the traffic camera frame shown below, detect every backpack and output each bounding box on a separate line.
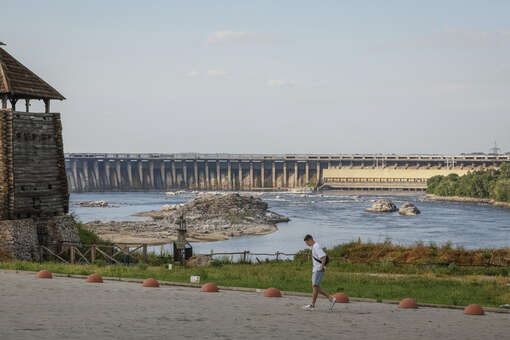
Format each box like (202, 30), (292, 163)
(312, 254), (330, 265)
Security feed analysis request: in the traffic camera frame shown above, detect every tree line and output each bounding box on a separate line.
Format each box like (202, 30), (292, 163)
(427, 163), (510, 203)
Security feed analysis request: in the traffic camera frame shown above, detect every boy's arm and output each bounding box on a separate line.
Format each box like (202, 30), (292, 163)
(320, 256), (327, 271)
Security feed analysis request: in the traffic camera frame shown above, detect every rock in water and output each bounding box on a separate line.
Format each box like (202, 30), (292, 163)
(399, 202), (421, 216)
(366, 199), (397, 213)
(76, 200), (108, 207)
(165, 193), (290, 226)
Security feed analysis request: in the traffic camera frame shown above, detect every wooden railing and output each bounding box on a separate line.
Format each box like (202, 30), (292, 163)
(40, 242), (148, 265)
(40, 245), (510, 267)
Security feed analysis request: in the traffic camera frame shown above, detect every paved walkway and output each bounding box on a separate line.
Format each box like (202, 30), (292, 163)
(0, 271), (508, 340)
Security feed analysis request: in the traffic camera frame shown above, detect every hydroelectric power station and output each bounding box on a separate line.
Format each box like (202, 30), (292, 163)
(65, 153), (510, 192)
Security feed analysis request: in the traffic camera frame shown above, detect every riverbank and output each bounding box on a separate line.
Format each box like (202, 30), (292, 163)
(425, 194), (510, 209)
(84, 220), (277, 244)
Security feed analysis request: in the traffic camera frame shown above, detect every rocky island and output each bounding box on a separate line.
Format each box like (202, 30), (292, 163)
(76, 200), (109, 207)
(84, 193), (289, 244)
(366, 199), (397, 213)
(399, 202), (421, 215)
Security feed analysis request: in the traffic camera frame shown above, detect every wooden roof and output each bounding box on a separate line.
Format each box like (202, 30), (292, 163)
(0, 47), (65, 100)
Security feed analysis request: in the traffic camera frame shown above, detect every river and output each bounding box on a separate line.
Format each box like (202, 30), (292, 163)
(70, 191), (510, 256)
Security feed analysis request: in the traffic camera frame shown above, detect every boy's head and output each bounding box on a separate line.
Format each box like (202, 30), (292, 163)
(304, 234), (314, 246)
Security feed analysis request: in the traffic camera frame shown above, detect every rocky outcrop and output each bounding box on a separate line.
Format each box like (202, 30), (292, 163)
(76, 200), (109, 207)
(399, 202), (421, 216)
(366, 199), (397, 213)
(86, 193), (289, 244)
(133, 204), (183, 219)
(163, 193), (289, 226)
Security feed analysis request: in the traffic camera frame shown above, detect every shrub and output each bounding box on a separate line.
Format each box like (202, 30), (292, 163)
(93, 259), (106, 267)
(76, 222), (102, 244)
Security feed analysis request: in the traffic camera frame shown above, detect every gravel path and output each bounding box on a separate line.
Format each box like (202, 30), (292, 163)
(0, 271), (508, 340)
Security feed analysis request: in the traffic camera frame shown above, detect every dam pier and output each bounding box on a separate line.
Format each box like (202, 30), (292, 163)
(65, 153), (510, 192)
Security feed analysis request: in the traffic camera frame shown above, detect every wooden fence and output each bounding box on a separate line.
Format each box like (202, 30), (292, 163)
(39, 244), (510, 267)
(40, 242), (148, 265)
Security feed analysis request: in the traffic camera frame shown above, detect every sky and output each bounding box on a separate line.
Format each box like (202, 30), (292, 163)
(2, 0), (510, 154)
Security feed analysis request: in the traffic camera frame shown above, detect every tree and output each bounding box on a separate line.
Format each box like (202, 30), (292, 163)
(426, 176), (443, 194)
(427, 165), (510, 200)
(499, 163), (510, 179)
(491, 179), (510, 202)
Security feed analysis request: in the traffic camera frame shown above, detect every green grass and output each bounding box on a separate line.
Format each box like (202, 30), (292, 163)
(1, 259), (508, 307)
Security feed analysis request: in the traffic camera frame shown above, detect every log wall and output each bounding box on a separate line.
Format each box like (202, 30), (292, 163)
(0, 109), (68, 219)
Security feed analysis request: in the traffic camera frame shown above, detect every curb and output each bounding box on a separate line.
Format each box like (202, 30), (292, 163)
(2, 269), (509, 314)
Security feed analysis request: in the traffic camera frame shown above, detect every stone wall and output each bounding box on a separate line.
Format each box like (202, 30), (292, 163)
(0, 219), (40, 261)
(0, 216), (79, 261)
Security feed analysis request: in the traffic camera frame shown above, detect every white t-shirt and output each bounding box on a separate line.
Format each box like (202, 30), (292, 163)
(311, 242), (327, 272)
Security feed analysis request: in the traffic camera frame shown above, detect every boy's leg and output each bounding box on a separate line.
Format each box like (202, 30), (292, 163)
(317, 287), (331, 300)
(315, 273), (336, 311)
(311, 286), (319, 307)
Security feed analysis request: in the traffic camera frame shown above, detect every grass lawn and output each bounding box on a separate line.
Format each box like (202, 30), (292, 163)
(1, 259), (509, 307)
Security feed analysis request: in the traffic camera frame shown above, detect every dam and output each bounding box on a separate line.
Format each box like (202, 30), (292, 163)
(65, 153), (510, 192)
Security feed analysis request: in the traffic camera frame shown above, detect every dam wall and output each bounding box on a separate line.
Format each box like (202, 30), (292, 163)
(65, 153), (510, 192)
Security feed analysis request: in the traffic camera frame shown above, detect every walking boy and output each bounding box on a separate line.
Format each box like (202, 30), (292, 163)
(303, 234), (336, 311)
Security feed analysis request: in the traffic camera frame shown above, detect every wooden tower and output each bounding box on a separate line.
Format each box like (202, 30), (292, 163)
(0, 43), (76, 260)
(0, 44), (68, 219)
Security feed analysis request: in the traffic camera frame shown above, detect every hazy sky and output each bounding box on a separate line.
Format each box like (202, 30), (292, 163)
(2, 1), (510, 154)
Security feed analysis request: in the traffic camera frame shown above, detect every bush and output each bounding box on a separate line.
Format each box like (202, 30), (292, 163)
(76, 222), (103, 244)
(93, 259), (106, 267)
(144, 252), (173, 266)
(447, 263), (458, 273)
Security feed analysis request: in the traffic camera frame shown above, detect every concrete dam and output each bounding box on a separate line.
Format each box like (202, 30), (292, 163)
(65, 153), (510, 192)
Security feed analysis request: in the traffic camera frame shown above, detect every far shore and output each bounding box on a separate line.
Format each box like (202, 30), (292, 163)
(425, 194), (510, 209)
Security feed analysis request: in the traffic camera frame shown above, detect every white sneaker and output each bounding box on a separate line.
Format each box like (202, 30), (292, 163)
(303, 304), (315, 311)
(328, 297), (336, 311)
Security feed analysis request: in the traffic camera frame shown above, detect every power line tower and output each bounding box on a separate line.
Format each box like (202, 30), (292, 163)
(489, 141), (501, 155)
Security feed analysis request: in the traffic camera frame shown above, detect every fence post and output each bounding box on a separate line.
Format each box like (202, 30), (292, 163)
(123, 246), (129, 265)
(142, 244), (148, 263)
(242, 251), (247, 262)
(91, 245), (96, 263)
(276, 251), (280, 261)
(39, 246), (44, 262)
(70, 246), (75, 264)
